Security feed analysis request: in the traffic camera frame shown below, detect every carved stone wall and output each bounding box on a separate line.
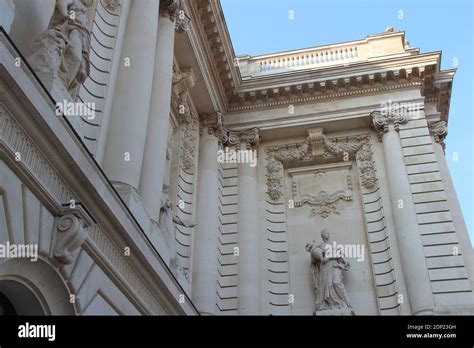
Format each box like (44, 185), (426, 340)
(263, 130), (401, 314)
(169, 64), (199, 290)
(215, 160), (239, 313)
(72, 0), (123, 156)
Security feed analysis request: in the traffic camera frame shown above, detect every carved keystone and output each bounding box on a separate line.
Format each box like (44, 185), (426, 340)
(307, 128), (325, 157)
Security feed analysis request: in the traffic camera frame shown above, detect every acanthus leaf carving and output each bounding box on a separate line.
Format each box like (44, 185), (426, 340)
(370, 109), (408, 140)
(172, 65), (198, 173)
(355, 135), (377, 189)
(322, 135), (364, 155)
(265, 149), (284, 201)
(160, 0), (191, 32)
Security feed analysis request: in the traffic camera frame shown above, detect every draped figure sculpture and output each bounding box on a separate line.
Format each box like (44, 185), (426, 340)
(159, 184), (196, 274)
(29, 0), (92, 98)
(306, 228), (354, 315)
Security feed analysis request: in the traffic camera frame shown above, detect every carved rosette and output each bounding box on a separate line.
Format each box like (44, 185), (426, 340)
(371, 110), (408, 140)
(160, 0), (190, 32)
(428, 120), (448, 150)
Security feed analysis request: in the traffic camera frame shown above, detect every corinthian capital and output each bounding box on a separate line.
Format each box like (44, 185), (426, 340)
(428, 120), (448, 150)
(200, 112), (225, 137)
(370, 109), (408, 140)
(159, 0), (190, 31)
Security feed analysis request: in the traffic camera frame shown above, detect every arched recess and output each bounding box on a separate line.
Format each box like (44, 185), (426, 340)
(0, 258), (76, 315)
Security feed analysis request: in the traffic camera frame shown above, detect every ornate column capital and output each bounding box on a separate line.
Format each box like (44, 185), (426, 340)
(428, 120), (448, 150)
(199, 112), (225, 137)
(370, 109), (408, 141)
(159, 0), (190, 31)
(226, 128), (260, 150)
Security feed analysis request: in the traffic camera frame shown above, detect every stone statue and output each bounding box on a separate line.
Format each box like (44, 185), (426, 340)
(159, 184), (196, 272)
(306, 228), (354, 315)
(29, 0), (92, 98)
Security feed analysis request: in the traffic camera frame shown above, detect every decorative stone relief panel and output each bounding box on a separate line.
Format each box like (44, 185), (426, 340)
(170, 64), (199, 287)
(288, 163), (353, 219)
(264, 128), (401, 314)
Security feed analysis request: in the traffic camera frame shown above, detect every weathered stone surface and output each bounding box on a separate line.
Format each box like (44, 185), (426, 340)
(0, 0), (472, 318)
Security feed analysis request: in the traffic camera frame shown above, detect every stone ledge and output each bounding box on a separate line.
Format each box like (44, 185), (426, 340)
(315, 307), (355, 316)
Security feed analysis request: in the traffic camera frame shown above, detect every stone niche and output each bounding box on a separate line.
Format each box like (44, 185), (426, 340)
(285, 160), (379, 315)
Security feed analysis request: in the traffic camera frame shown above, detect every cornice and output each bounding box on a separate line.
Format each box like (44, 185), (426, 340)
(237, 52), (440, 89)
(186, 0), (230, 109)
(188, 0), (454, 124)
(228, 81), (422, 114)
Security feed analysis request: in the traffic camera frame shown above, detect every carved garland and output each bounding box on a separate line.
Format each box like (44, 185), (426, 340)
(172, 66), (198, 173)
(180, 106), (198, 173)
(265, 133), (377, 202)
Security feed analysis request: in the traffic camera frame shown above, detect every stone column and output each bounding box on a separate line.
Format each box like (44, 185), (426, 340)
(372, 111), (435, 315)
(429, 121), (474, 291)
(102, 0), (160, 191)
(233, 129), (261, 314)
(140, 1), (188, 220)
(192, 113), (223, 315)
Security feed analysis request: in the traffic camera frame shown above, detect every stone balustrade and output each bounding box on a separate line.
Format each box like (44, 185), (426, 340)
(237, 31), (412, 78)
(259, 45), (359, 72)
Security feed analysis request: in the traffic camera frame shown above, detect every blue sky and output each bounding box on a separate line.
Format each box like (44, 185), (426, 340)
(221, 0), (474, 242)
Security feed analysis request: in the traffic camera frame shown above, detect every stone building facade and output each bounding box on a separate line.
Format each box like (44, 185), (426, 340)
(0, 0), (472, 315)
